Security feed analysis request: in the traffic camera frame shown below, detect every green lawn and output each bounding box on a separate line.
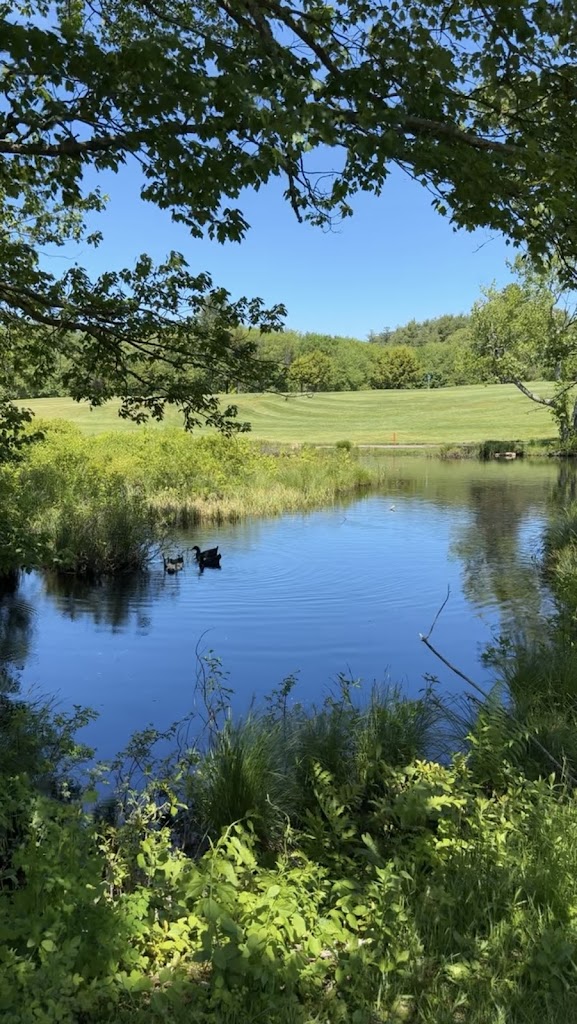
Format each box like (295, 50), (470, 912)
(23, 382), (559, 444)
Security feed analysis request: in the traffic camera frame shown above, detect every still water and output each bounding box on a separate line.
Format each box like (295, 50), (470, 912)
(4, 456), (569, 759)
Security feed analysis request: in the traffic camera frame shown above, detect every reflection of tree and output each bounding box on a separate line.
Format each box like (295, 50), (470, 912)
(0, 585), (34, 690)
(41, 571), (178, 632)
(551, 460), (577, 508)
(450, 477), (547, 632)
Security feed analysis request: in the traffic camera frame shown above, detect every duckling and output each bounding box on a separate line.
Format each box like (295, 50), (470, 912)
(163, 554), (184, 573)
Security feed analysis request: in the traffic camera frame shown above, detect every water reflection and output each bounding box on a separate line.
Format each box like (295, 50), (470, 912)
(552, 460), (577, 508)
(450, 476), (548, 632)
(0, 583), (34, 691)
(0, 589), (33, 675)
(40, 571), (174, 633)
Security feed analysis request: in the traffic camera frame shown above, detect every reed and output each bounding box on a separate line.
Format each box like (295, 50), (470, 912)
(543, 503), (577, 563)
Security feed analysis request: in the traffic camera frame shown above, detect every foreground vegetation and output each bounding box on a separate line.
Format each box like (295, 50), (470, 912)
(23, 383), (558, 445)
(4, 660), (577, 1024)
(0, 423), (381, 576)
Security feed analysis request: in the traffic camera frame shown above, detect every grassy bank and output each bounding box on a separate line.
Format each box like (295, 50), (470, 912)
(3, 673), (577, 1024)
(22, 382), (558, 445)
(3, 424), (383, 575)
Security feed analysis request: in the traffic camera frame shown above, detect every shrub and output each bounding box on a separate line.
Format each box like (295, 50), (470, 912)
(478, 438), (525, 460)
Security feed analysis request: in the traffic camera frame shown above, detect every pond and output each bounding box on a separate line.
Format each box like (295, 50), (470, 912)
(2, 455), (570, 760)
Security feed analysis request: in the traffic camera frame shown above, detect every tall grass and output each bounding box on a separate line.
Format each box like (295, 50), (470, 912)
(9, 424), (385, 574)
(39, 477), (160, 576)
(543, 502), (577, 562)
(184, 682), (441, 846)
(20, 434), (162, 575)
(542, 503), (577, 610)
(191, 717), (295, 846)
(87, 428), (380, 525)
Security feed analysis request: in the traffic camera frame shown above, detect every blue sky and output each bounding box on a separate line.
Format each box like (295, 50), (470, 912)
(62, 162), (516, 339)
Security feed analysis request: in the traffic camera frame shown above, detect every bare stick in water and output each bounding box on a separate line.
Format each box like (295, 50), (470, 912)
(419, 596), (572, 783)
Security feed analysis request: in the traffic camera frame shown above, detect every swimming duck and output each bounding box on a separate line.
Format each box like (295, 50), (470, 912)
(163, 554), (184, 573)
(197, 550), (221, 570)
(192, 545), (219, 562)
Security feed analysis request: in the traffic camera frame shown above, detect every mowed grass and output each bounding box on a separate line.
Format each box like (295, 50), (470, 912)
(23, 382), (559, 444)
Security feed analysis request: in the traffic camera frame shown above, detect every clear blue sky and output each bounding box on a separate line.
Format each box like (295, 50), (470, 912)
(60, 162), (516, 339)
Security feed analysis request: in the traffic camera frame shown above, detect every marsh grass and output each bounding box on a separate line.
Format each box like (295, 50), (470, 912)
(40, 478), (161, 576)
(99, 430), (380, 524)
(190, 717), (296, 846)
(543, 503), (577, 561)
(12, 424), (384, 573)
(541, 504), (577, 614)
(476, 634), (577, 782)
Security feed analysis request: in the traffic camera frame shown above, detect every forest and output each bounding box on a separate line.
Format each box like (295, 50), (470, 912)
(4, 308), (557, 400)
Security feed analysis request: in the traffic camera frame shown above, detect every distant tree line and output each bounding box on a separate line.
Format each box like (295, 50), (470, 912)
(253, 316), (494, 393)
(5, 304), (562, 400)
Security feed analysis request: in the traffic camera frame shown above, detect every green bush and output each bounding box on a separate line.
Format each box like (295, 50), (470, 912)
(478, 438), (525, 460)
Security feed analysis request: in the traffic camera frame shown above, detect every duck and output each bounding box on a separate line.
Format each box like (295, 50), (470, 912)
(196, 550), (222, 570)
(163, 554), (184, 574)
(192, 545), (219, 563)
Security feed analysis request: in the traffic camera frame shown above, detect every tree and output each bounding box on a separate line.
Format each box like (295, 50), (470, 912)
(471, 258), (577, 441)
(368, 328), (392, 346)
(4, 3), (577, 450)
(369, 346), (421, 390)
(288, 351), (336, 392)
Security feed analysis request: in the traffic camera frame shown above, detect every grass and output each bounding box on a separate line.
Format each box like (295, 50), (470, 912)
(22, 381), (559, 445)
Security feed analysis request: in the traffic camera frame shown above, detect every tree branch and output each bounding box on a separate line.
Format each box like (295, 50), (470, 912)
(507, 376), (556, 407)
(0, 121), (201, 158)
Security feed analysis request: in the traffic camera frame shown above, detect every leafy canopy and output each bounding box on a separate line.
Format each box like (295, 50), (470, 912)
(3, 1), (577, 437)
(472, 257), (577, 440)
(369, 345), (422, 389)
(288, 350), (336, 391)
